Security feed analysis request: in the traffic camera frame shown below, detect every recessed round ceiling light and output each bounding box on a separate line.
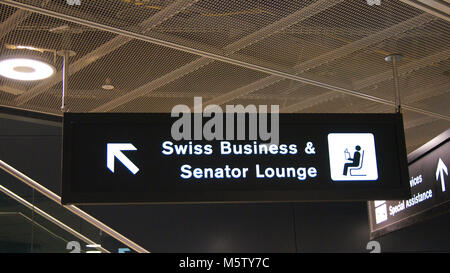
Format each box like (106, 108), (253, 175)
(102, 83), (115, 90)
(101, 78), (115, 90)
(0, 58), (55, 81)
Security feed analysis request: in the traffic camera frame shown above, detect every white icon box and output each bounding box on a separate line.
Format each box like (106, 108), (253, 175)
(375, 204), (388, 224)
(327, 133), (379, 181)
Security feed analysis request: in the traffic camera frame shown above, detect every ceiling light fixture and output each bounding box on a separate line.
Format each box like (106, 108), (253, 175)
(0, 58), (55, 81)
(102, 78), (115, 90)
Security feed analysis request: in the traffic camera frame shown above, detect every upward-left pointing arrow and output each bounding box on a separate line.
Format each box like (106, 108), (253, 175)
(107, 143), (139, 174)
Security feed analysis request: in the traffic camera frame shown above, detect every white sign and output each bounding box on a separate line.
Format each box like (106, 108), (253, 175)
(328, 133), (378, 181)
(374, 201), (388, 224)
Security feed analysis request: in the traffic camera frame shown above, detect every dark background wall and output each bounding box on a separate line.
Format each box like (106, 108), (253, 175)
(0, 116), (449, 253)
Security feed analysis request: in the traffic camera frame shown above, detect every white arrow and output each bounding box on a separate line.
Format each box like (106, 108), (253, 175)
(107, 143), (139, 174)
(436, 158), (448, 192)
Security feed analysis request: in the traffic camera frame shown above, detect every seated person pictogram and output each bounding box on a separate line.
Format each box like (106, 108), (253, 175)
(343, 145), (365, 176)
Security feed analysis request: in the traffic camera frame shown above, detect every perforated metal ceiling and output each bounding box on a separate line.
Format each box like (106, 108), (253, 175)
(0, 0), (449, 152)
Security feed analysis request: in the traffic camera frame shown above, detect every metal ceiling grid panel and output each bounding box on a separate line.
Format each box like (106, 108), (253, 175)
(136, 60), (268, 94)
(0, 0), (448, 151)
(404, 118), (449, 152)
(250, 78), (309, 96)
(88, 59), (271, 112)
(152, 0), (315, 50)
(18, 0), (179, 31)
(288, 94), (353, 113)
(412, 93), (450, 116)
(356, 58), (450, 113)
(231, 30), (347, 72)
(251, 83), (343, 113)
(327, 96), (379, 113)
(233, 0), (423, 72)
(389, 19), (450, 59)
(113, 96), (195, 113)
(0, 3), (15, 22)
(304, 17), (449, 87)
(172, 0), (315, 48)
(20, 89), (61, 113)
(49, 40), (199, 112)
(109, 64), (269, 113)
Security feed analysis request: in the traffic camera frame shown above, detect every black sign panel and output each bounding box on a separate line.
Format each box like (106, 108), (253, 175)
(368, 129), (450, 239)
(62, 113), (410, 204)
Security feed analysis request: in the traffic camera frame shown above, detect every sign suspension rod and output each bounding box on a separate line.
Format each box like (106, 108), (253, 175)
(385, 54), (403, 113)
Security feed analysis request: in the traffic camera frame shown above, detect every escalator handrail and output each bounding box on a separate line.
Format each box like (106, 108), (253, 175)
(0, 159), (150, 253)
(0, 183), (109, 253)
